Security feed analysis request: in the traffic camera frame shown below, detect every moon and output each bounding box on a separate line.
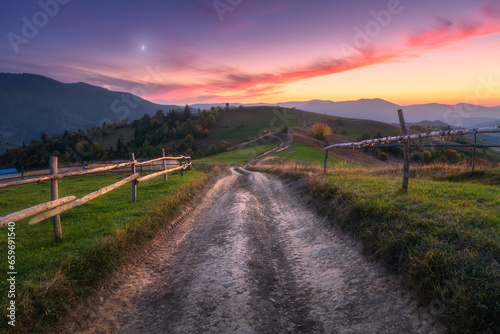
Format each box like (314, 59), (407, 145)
(141, 45), (145, 51)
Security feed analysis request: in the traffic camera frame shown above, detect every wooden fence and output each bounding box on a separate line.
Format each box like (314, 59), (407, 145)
(0, 149), (191, 240)
(324, 109), (500, 191)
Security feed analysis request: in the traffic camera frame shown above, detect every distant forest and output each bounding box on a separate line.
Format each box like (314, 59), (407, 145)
(0, 106), (225, 170)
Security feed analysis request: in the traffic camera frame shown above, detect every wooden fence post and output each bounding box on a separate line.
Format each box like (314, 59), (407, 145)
(323, 139), (329, 174)
(50, 156), (62, 240)
(131, 153), (137, 202)
(398, 109), (410, 192)
(162, 148), (168, 182)
(472, 130), (477, 172)
(21, 166), (24, 180)
(83, 161), (86, 170)
(179, 156), (183, 177)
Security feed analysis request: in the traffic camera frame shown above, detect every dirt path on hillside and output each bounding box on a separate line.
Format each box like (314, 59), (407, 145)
(60, 169), (442, 334)
(292, 128), (399, 168)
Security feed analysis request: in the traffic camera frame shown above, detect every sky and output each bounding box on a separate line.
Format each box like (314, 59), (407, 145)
(1, 0), (500, 106)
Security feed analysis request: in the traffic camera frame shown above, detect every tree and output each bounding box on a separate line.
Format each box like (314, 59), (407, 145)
(225, 102), (229, 110)
(206, 145), (217, 156)
(41, 132), (52, 143)
(183, 134), (194, 147)
(218, 140), (228, 153)
(199, 115), (208, 129)
(207, 115), (216, 126)
(183, 105), (192, 121)
(441, 149), (461, 163)
(312, 122), (331, 141)
(116, 137), (124, 152)
(360, 132), (371, 141)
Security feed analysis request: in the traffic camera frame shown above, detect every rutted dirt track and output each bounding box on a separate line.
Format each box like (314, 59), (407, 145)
(65, 169), (442, 334)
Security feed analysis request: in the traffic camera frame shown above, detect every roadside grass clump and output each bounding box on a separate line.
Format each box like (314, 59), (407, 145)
(0, 171), (210, 333)
(191, 161), (230, 174)
(254, 161), (499, 333)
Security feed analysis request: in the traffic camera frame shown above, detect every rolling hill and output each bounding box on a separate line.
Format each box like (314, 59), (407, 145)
(2, 72), (499, 153)
(192, 99), (500, 127)
(0, 73), (179, 151)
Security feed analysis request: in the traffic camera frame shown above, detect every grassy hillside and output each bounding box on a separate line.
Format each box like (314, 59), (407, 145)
(276, 142), (358, 168)
(325, 118), (400, 140)
(211, 106), (302, 143)
(195, 144), (276, 165)
(0, 170), (209, 332)
(0, 73), (179, 151)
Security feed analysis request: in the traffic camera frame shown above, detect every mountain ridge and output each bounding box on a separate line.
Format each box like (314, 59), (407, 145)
(1, 73), (499, 151)
(0, 73), (180, 151)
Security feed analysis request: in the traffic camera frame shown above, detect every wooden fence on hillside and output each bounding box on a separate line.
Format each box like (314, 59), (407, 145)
(0, 150), (191, 240)
(324, 109), (500, 191)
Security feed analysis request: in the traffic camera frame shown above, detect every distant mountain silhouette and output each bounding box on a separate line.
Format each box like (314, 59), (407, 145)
(0, 73), (179, 150)
(192, 99), (500, 127)
(1, 73), (499, 151)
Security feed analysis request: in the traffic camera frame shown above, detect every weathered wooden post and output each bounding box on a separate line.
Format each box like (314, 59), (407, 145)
(82, 161), (86, 170)
(50, 156), (62, 240)
(472, 130), (477, 172)
(323, 139), (329, 174)
(130, 153), (137, 202)
(21, 166), (24, 180)
(398, 109), (410, 192)
(179, 156), (183, 177)
(139, 158), (143, 173)
(161, 148), (168, 182)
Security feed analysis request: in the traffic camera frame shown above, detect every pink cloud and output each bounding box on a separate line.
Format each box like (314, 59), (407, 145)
(145, 3), (500, 104)
(404, 4), (500, 49)
(146, 50), (402, 102)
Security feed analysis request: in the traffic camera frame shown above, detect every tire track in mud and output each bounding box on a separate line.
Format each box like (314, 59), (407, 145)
(63, 169), (443, 334)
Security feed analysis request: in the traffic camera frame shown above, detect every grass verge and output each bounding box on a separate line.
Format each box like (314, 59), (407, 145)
(0, 171), (210, 333)
(249, 162), (500, 333)
(275, 142), (358, 168)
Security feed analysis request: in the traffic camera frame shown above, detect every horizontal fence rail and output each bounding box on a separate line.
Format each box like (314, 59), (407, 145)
(28, 173), (140, 226)
(0, 149), (191, 240)
(324, 126), (500, 150)
(0, 196), (76, 228)
(323, 109), (500, 191)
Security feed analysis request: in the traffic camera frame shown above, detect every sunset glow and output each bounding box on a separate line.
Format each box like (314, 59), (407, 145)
(1, 0), (499, 106)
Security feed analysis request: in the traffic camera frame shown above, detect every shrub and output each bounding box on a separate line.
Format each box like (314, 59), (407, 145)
(313, 122), (332, 141)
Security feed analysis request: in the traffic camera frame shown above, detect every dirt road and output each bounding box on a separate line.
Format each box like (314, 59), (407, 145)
(66, 169), (442, 334)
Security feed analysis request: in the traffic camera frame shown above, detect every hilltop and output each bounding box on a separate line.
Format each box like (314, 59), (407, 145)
(0, 73), (179, 151)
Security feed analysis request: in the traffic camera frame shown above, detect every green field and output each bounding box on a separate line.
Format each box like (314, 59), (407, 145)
(196, 144), (276, 165)
(0, 170), (209, 331)
(276, 142), (358, 168)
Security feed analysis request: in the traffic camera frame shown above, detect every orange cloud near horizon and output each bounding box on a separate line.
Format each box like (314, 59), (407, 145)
(143, 5), (500, 107)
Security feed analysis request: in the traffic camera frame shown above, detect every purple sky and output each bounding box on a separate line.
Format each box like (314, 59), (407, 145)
(1, 0), (499, 105)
